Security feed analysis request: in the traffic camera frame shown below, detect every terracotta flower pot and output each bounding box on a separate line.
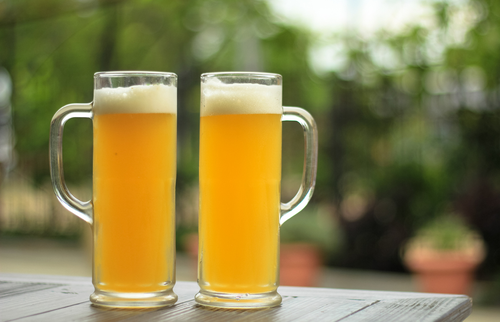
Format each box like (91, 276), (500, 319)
(405, 256), (479, 294)
(279, 243), (322, 287)
(404, 247), (484, 295)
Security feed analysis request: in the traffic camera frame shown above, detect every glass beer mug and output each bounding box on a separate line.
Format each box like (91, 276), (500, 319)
(49, 71), (178, 308)
(196, 72), (318, 308)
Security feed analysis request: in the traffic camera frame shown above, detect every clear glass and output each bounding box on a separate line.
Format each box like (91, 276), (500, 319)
(49, 71), (178, 308)
(196, 72), (318, 308)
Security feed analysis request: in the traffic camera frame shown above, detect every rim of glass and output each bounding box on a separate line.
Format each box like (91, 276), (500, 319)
(94, 71), (177, 78)
(201, 71), (281, 81)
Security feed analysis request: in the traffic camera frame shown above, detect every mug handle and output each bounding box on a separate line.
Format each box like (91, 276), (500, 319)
(49, 103), (93, 225)
(280, 106), (318, 225)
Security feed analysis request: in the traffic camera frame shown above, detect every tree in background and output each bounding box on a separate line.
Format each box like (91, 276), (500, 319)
(312, 0), (500, 291)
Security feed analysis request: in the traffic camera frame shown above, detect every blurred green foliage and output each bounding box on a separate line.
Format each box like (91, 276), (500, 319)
(413, 213), (481, 251)
(280, 205), (342, 256)
(1, 0), (500, 284)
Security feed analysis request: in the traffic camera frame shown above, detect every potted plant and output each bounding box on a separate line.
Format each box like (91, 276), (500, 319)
(403, 213), (485, 295)
(279, 206), (340, 287)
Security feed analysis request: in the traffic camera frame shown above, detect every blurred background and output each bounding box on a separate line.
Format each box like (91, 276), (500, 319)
(1, 0), (500, 320)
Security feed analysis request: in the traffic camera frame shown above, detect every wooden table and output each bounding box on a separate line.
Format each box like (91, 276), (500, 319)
(0, 273), (471, 321)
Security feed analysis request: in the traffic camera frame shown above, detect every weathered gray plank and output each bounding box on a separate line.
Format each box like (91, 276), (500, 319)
(0, 282), (61, 299)
(278, 286), (465, 300)
(338, 297), (472, 322)
(9, 296), (378, 322)
(0, 283), (91, 321)
(9, 302), (170, 322)
(129, 296), (376, 322)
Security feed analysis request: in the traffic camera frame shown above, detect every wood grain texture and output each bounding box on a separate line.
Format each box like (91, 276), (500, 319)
(0, 274), (471, 322)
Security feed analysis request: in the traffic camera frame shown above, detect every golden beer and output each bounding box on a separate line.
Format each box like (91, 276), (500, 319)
(199, 113), (281, 293)
(198, 78), (283, 295)
(92, 84), (176, 294)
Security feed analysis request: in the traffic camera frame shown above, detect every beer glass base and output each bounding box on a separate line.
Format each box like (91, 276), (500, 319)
(194, 289), (282, 309)
(90, 289), (178, 308)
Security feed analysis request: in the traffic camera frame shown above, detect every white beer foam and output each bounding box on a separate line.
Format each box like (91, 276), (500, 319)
(94, 84), (176, 114)
(201, 78), (282, 116)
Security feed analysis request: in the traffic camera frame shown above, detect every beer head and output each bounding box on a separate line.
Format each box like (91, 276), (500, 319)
(201, 77), (282, 117)
(94, 84), (177, 115)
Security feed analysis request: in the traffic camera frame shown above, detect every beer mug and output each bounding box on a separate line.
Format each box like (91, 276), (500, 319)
(196, 72), (318, 308)
(49, 71), (178, 308)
